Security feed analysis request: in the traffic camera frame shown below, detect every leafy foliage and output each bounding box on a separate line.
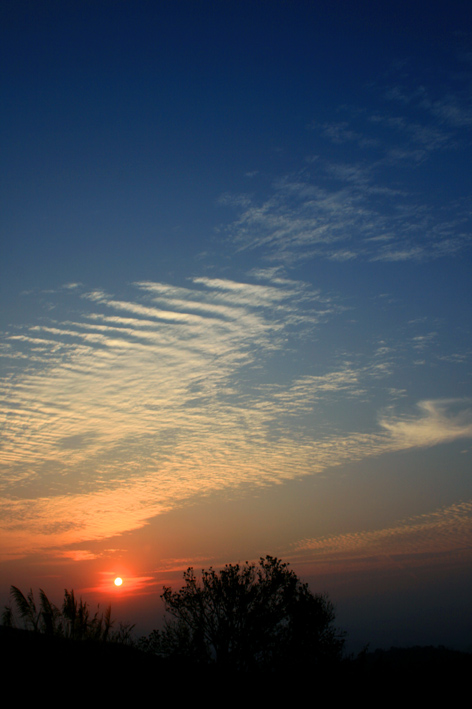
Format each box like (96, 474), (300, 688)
(150, 555), (345, 671)
(8, 586), (40, 632)
(3, 586), (134, 644)
(61, 588), (115, 641)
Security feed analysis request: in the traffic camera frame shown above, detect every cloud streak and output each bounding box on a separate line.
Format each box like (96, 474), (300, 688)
(224, 160), (471, 265)
(221, 72), (471, 266)
(292, 500), (472, 570)
(1, 272), (471, 559)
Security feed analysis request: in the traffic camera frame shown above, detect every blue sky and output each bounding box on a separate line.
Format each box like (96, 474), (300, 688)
(1, 1), (471, 650)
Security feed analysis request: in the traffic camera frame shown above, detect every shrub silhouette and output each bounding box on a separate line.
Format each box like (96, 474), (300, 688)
(146, 555), (345, 671)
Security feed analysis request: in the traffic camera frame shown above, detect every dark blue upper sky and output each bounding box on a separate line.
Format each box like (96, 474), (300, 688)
(2, 1), (470, 290)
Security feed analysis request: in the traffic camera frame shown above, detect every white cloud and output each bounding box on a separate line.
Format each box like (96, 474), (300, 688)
(1, 273), (471, 559)
(379, 399), (472, 449)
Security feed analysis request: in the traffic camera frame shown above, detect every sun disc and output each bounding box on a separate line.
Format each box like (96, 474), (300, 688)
(114, 577), (123, 586)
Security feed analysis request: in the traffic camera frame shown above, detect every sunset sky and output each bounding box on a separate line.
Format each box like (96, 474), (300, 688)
(1, 1), (471, 651)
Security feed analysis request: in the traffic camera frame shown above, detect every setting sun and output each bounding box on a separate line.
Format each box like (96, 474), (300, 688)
(114, 577), (123, 587)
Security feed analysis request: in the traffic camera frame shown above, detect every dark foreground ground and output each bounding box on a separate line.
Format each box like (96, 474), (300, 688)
(2, 626), (470, 701)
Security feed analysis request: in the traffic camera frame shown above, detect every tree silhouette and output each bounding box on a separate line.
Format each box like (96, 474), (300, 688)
(150, 556), (345, 671)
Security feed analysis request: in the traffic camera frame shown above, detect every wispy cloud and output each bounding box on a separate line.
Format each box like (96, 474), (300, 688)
(378, 399), (472, 449)
(222, 164), (470, 264)
(1, 267), (471, 560)
(292, 500), (472, 568)
(221, 71), (471, 266)
(1, 273), (470, 558)
(0, 277), (341, 553)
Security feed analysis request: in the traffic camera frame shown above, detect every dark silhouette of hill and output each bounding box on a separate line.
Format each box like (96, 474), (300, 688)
(356, 644), (472, 679)
(2, 625), (470, 702)
(1, 625), (181, 701)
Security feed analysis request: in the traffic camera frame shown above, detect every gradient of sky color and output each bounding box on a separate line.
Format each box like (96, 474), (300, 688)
(1, 1), (471, 651)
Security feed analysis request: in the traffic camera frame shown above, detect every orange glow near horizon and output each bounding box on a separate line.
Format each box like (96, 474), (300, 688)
(88, 570), (158, 597)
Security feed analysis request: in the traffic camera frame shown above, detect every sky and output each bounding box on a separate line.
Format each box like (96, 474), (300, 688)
(1, 0), (471, 652)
